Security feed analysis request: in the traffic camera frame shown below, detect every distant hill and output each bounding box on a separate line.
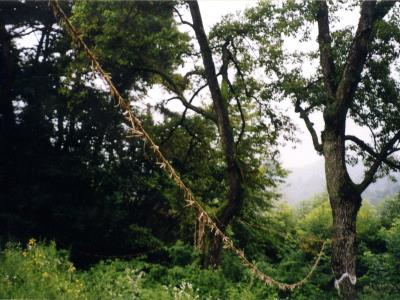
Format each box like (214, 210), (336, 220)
(280, 159), (400, 204)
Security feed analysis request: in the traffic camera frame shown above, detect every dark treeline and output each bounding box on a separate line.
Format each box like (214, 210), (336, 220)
(0, 1), (187, 266)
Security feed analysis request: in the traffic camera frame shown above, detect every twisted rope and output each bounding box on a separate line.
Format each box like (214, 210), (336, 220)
(49, 0), (326, 290)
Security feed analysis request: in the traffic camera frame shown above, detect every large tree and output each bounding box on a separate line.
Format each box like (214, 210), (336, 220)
(77, 0), (292, 267)
(187, 1), (244, 267)
(0, 0), (194, 262)
(165, 1), (292, 266)
(238, 1), (400, 298)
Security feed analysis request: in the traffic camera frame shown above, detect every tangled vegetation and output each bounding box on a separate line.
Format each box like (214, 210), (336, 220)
(1, 194), (400, 299)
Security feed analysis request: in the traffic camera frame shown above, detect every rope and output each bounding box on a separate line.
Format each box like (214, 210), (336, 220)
(49, 0), (326, 290)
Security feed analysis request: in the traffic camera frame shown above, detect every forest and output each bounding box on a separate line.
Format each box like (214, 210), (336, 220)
(1, 1), (400, 299)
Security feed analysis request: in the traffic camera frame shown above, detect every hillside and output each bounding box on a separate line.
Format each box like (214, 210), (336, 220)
(280, 159), (400, 204)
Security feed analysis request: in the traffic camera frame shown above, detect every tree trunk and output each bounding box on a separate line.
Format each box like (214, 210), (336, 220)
(330, 193), (360, 300)
(323, 127), (361, 299)
(204, 164), (243, 267)
(313, 2), (397, 298)
(188, 0), (243, 267)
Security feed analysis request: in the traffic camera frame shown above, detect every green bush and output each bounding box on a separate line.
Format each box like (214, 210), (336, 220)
(0, 239), (202, 299)
(0, 239), (281, 299)
(358, 217), (400, 299)
(2, 196), (400, 300)
(0, 239), (85, 299)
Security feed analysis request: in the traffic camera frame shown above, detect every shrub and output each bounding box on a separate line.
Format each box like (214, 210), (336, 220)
(0, 239), (85, 299)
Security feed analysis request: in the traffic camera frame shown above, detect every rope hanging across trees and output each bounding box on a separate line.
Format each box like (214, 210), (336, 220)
(49, 0), (327, 291)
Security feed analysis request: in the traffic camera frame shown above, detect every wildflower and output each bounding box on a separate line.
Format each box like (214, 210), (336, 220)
(68, 264), (76, 273)
(28, 238), (36, 250)
(42, 272), (49, 278)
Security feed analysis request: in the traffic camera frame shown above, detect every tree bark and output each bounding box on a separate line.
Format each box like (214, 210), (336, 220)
(188, 0), (243, 267)
(323, 126), (361, 299)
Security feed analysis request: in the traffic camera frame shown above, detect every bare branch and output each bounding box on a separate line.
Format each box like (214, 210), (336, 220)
(163, 96), (181, 103)
(226, 44), (269, 108)
(224, 77), (246, 147)
(10, 26), (39, 38)
(235, 95), (246, 148)
(374, 0), (399, 20)
(159, 81), (211, 145)
(135, 66), (217, 123)
(159, 83), (211, 145)
(188, 81), (208, 102)
(173, 7), (194, 29)
(388, 147), (400, 155)
(295, 99), (323, 154)
(354, 110), (378, 149)
(346, 135), (377, 157)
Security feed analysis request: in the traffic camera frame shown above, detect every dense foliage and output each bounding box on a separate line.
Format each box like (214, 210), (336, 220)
(1, 194), (400, 299)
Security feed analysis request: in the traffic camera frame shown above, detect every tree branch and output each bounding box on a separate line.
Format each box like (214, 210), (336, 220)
(0, 23), (16, 130)
(159, 82), (210, 145)
(336, 1), (396, 113)
(295, 99), (323, 154)
(220, 41), (246, 148)
(316, 0), (337, 101)
(188, 0), (243, 232)
(9, 26), (39, 38)
(188, 81), (208, 102)
(346, 135), (400, 169)
(356, 131), (400, 192)
(346, 135), (377, 157)
(223, 76), (246, 148)
(374, 0), (399, 20)
(184, 69), (205, 81)
(234, 94), (246, 148)
(135, 66), (217, 123)
(159, 107), (188, 145)
(173, 7), (194, 29)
